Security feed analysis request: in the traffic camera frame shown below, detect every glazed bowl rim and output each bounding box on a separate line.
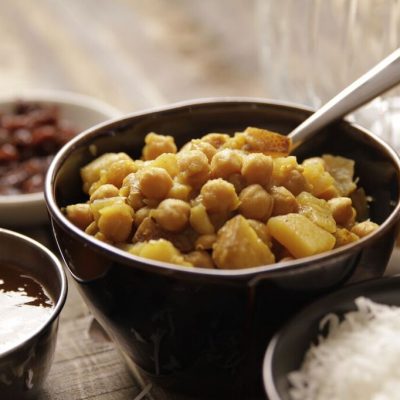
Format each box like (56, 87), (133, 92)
(45, 96), (400, 281)
(0, 228), (68, 358)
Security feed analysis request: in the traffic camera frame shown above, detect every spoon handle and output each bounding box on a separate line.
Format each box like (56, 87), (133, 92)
(288, 48), (400, 148)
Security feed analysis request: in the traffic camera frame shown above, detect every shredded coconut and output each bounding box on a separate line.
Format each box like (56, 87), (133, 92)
(288, 296), (400, 400)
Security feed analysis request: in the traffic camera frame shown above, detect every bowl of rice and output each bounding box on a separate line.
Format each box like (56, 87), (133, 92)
(263, 275), (400, 400)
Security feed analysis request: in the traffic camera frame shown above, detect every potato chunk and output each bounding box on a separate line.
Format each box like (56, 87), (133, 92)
(213, 215), (275, 269)
(297, 191), (336, 233)
(333, 228), (359, 247)
(190, 203), (215, 234)
(302, 157), (339, 199)
(90, 184), (119, 202)
(267, 213), (336, 258)
(242, 127), (291, 156)
(328, 197), (355, 227)
(66, 203), (93, 230)
(127, 239), (191, 266)
(351, 220), (379, 238)
(323, 155), (356, 196)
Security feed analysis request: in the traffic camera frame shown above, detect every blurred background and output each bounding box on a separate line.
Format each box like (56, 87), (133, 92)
(0, 0), (263, 112)
(1, 1), (399, 398)
(2, 0), (398, 147)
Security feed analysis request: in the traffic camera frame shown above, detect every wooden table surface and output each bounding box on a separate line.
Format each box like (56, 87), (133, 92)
(3, 1), (400, 399)
(0, 1), (265, 399)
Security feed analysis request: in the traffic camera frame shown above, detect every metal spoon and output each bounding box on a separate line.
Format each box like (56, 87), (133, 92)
(288, 48), (400, 149)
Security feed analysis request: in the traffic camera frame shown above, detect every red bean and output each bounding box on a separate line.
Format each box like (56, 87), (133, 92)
(0, 101), (77, 194)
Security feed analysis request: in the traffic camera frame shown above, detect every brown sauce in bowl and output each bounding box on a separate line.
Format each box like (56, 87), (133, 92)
(0, 262), (54, 353)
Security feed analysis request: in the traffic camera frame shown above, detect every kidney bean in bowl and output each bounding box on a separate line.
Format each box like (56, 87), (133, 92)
(0, 90), (121, 227)
(0, 101), (77, 195)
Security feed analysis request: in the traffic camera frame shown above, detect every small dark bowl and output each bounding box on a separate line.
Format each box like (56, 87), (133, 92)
(263, 275), (400, 400)
(45, 98), (400, 399)
(0, 228), (67, 399)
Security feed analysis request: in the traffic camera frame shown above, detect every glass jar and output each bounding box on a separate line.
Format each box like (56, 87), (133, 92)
(256, 0), (400, 149)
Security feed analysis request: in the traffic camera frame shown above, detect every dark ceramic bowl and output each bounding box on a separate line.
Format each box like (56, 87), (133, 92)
(44, 98), (400, 399)
(0, 228), (67, 399)
(263, 276), (400, 400)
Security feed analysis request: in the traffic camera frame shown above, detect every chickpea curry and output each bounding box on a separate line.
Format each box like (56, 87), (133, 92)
(65, 127), (379, 269)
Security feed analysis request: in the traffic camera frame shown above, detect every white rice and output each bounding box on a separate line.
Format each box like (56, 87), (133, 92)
(288, 296), (400, 400)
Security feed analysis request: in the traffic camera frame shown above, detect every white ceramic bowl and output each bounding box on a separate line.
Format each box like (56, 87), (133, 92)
(0, 90), (121, 228)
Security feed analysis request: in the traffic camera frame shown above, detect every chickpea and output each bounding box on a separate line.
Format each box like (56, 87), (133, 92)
(120, 173), (145, 210)
(177, 150), (210, 188)
(152, 199), (191, 232)
(281, 169), (309, 196)
(134, 206), (152, 227)
(184, 251), (215, 268)
(208, 211), (231, 231)
(241, 153), (273, 187)
(181, 139), (217, 162)
(270, 186), (299, 216)
(90, 184), (119, 202)
(238, 184), (274, 221)
(85, 221), (98, 236)
(94, 232), (111, 244)
(226, 173), (247, 194)
(138, 167), (173, 200)
(223, 132), (246, 150)
(103, 159), (137, 188)
(98, 203), (134, 242)
(150, 153), (179, 178)
(209, 149), (242, 179)
(168, 181), (192, 201)
(200, 178), (239, 214)
(142, 132), (177, 161)
(119, 173), (136, 197)
(66, 203), (94, 230)
(128, 190), (145, 210)
(200, 133), (230, 149)
(195, 234), (217, 250)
